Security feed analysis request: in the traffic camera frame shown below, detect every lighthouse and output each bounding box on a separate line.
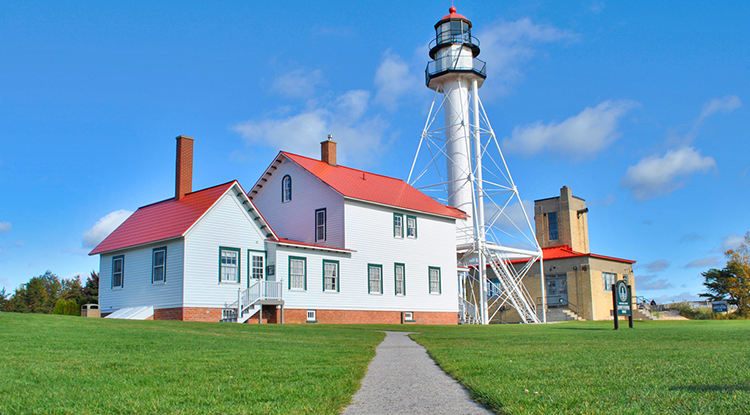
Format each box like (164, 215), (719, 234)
(409, 7), (544, 324)
(426, 7), (486, 243)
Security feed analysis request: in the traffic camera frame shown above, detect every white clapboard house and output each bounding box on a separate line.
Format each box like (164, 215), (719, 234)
(90, 136), (466, 324)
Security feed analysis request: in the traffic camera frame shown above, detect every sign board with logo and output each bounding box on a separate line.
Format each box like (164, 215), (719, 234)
(712, 301), (728, 313)
(615, 280), (631, 316)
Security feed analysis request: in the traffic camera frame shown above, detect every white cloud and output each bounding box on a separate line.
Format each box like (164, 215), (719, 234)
(0, 222), (11, 235)
(374, 49), (419, 111)
(82, 210), (132, 248)
(697, 95), (742, 125)
(476, 18), (577, 97)
(637, 274), (674, 291)
(720, 233), (745, 253)
(502, 100), (639, 158)
(652, 291), (700, 303)
(684, 257), (719, 268)
(272, 69), (325, 99)
(644, 259), (669, 273)
(621, 146), (716, 201)
(233, 90), (389, 166)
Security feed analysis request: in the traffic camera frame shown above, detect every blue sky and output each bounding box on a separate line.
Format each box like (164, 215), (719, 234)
(1, 1), (747, 303)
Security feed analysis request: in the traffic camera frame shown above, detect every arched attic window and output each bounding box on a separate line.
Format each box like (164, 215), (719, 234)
(282, 175), (292, 203)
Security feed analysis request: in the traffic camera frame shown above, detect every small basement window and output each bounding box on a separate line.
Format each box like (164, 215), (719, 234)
(404, 311), (414, 322)
(306, 310), (316, 322)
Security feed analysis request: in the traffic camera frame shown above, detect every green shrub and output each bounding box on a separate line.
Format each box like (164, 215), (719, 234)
(52, 299), (79, 316)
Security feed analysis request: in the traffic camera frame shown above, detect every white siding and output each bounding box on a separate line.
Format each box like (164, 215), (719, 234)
(183, 189), (269, 308)
(252, 158), (345, 249)
(98, 239), (184, 314)
(275, 200), (458, 312)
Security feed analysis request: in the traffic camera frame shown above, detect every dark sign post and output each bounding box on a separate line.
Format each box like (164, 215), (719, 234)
(613, 280), (633, 330)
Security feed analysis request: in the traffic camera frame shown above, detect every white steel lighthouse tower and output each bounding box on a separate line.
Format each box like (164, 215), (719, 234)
(409, 7), (545, 324)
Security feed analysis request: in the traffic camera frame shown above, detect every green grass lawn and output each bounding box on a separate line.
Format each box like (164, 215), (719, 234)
(3, 315), (749, 415)
(0, 313), (383, 415)
(407, 320), (750, 415)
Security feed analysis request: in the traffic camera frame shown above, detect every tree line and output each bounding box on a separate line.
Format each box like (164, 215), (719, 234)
(0, 270), (99, 316)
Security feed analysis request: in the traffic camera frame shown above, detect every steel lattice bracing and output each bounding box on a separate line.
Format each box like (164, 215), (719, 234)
(409, 80), (545, 324)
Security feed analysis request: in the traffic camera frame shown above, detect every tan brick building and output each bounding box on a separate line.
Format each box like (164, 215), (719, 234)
(488, 186), (640, 322)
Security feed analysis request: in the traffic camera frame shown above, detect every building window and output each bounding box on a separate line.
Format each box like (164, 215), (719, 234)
(249, 251), (264, 280)
(548, 211), (559, 240)
(429, 266), (441, 294)
(406, 215), (417, 238)
(306, 310), (316, 322)
(487, 278), (501, 298)
(403, 311), (414, 322)
(394, 263), (405, 295)
(393, 213), (404, 238)
(315, 208), (326, 242)
(289, 256), (307, 290)
(112, 256), (124, 288)
(282, 175), (292, 203)
(220, 247), (240, 283)
(152, 247), (166, 283)
(603, 272), (616, 291)
(368, 264), (383, 294)
(323, 260), (339, 292)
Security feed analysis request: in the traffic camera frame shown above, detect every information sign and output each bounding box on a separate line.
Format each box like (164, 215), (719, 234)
(615, 280), (631, 316)
(712, 301), (728, 313)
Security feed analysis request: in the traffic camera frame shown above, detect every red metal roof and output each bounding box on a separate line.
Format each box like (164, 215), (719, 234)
(89, 181), (236, 255)
(441, 6), (467, 21)
(540, 245), (636, 264)
(280, 152), (468, 220)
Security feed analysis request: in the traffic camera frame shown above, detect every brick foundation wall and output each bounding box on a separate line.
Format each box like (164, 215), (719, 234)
(285, 309), (457, 325)
(153, 307), (222, 322)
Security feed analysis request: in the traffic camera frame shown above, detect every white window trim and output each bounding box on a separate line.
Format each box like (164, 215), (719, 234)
(323, 260), (339, 292)
(152, 247), (166, 284)
(282, 175), (292, 203)
(395, 263), (405, 296)
(368, 264), (383, 295)
(112, 256), (124, 289)
(220, 248), (240, 284)
(306, 310), (316, 322)
(406, 216), (417, 239)
(289, 257), (306, 291)
(315, 208), (326, 242)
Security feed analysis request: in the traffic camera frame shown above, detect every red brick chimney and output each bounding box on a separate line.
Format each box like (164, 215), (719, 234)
(320, 134), (337, 166)
(175, 135), (194, 200)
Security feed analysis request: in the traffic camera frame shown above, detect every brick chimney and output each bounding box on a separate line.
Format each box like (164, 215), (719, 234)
(175, 135), (194, 200)
(320, 135), (337, 166)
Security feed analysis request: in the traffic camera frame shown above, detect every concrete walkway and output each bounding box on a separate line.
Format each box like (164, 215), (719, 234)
(343, 331), (493, 415)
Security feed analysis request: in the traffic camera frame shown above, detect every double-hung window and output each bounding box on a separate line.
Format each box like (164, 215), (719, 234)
(394, 263), (405, 295)
(152, 247), (166, 283)
(393, 213), (404, 238)
(315, 208), (326, 242)
(603, 272), (616, 291)
(548, 211), (559, 240)
(429, 266), (441, 294)
(282, 175), (292, 203)
(289, 257), (306, 290)
(368, 264), (383, 294)
(112, 256), (124, 288)
(250, 252), (264, 280)
(220, 247), (240, 283)
(323, 260), (339, 292)
(406, 215), (417, 238)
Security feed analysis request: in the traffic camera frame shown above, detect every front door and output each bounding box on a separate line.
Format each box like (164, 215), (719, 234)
(545, 275), (568, 307)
